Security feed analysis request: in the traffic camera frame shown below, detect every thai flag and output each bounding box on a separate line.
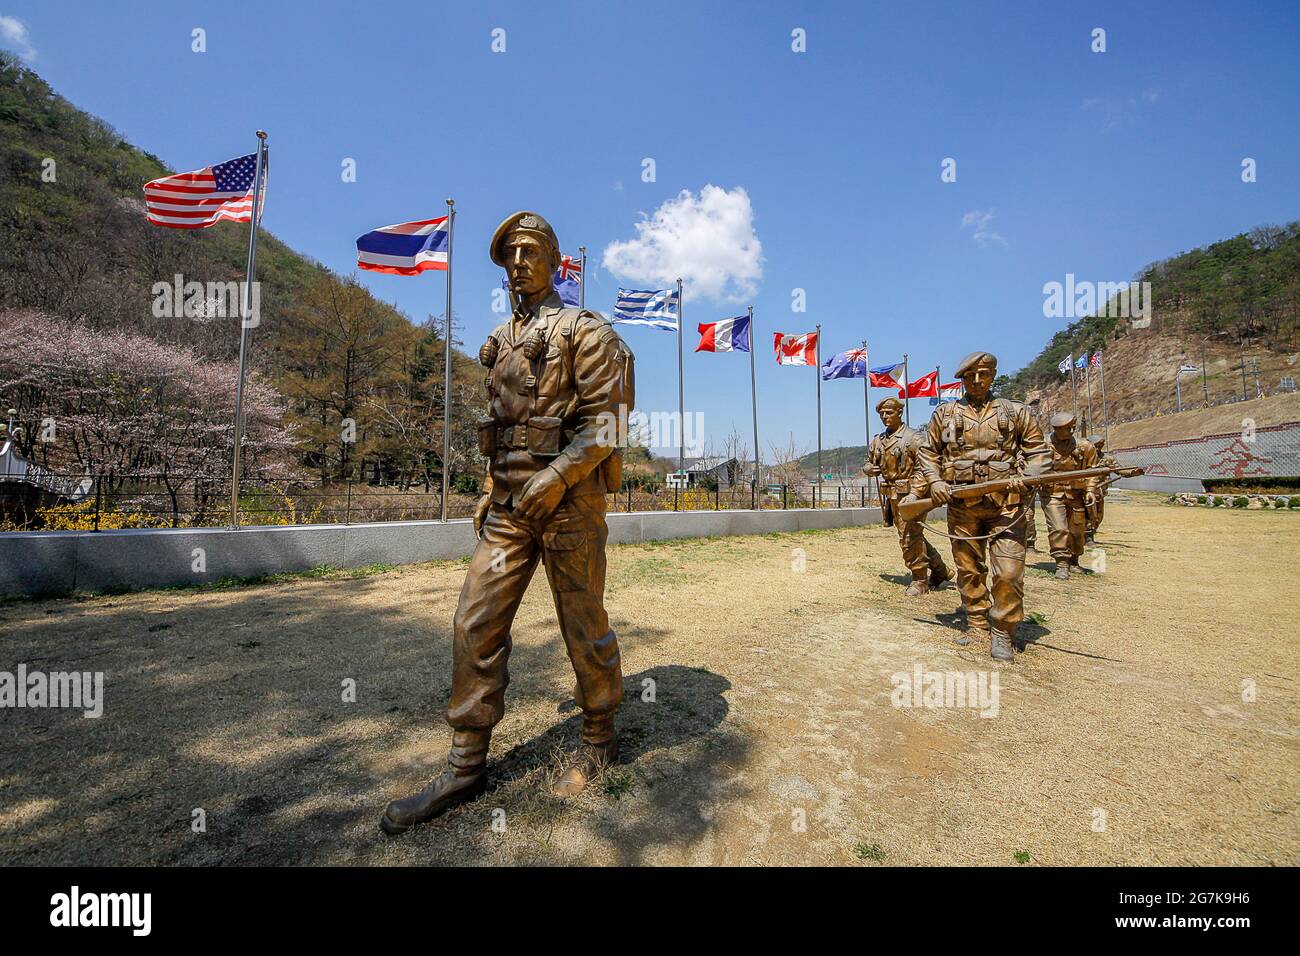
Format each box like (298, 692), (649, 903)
(356, 216), (449, 275)
(774, 330), (818, 366)
(930, 381), (963, 405)
(869, 361), (904, 389)
(696, 315), (751, 352)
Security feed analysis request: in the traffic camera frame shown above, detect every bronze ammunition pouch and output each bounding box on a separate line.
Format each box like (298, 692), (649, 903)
(943, 452), (1013, 485)
(491, 416), (570, 457)
(477, 417), (497, 458)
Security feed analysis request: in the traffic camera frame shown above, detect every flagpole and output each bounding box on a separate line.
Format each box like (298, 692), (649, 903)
(1069, 352), (1079, 423)
(230, 129), (268, 530)
(441, 197), (455, 521)
(815, 324), (823, 488)
(901, 353), (910, 427)
(676, 278), (685, 475)
(862, 340), (871, 503)
(748, 305), (759, 510)
(578, 245), (586, 310)
(935, 365), (941, 411)
(1099, 350), (1109, 445)
(1085, 360), (1094, 435)
(1175, 367), (1183, 413)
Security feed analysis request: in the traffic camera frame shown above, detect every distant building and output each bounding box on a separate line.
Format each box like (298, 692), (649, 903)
(680, 456), (740, 488)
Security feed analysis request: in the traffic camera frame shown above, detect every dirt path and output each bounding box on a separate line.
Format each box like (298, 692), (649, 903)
(1, 494), (1296, 866)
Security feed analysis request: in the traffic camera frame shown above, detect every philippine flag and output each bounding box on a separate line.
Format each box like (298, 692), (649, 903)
(774, 330), (818, 366)
(356, 216), (449, 275)
(697, 316), (751, 352)
(869, 361), (905, 389)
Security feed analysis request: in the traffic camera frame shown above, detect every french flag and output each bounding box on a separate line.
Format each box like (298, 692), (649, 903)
(696, 315), (751, 353)
(356, 216), (449, 275)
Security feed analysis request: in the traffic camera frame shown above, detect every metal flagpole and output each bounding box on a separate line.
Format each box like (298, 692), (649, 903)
(1069, 352), (1079, 423)
(815, 324), (823, 487)
(1084, 358), (1094, 434)
(676, 278), (685, 475)
(901, 353), (910, 426)
(1200, 340), (1209, 405)
(748, 306), (759, 510)
(1098, 350), (1109, 445)
(934, 364), (941, 414)
(861, 339), (871, 500)
(440, 198), (455, 521)
(578, 245), (586, 310)
(230, 129), (268, 530)
(1175, 368), (1183, 413)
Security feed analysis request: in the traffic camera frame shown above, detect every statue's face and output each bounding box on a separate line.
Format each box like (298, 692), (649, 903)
(879, 405), (902, 430)
(962, 363), (995, 400)
(505, 234), (553, 298)
(1053, 423), (1075, 442)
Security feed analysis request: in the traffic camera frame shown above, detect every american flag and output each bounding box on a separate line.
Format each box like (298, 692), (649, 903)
(143, 152), (265, 229)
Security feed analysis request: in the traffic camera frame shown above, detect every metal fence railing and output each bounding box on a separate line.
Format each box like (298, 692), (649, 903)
(0, 473), (882, 533)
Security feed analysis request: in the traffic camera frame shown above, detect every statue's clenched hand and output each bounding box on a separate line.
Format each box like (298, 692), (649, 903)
(516, 466), (567, 522)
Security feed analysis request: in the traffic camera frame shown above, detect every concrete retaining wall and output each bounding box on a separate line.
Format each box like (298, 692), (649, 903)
(0, 506), (885, 598)
(1112, 475), (1205, 493)
(1112, 421), (1300, 480)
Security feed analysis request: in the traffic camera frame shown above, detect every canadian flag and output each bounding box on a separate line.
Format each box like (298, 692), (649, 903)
(774, 330), (818, 366)
(903, 370), (939, 398)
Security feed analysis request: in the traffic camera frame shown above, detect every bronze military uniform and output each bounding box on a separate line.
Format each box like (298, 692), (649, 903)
(865, 397), (949, 595)
(917, 352), (1051, 660)
(1043, 411), (1098, 579)
(382, 211), (634, 834)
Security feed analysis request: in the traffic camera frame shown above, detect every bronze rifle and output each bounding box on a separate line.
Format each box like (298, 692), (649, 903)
(896, 465), (1146, 522)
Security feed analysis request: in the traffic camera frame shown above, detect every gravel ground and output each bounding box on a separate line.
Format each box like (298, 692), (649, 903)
(1, 492), (1296, 866)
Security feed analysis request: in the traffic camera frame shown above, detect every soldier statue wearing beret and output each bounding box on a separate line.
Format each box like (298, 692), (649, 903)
(382, 211), (636, 834)
(916, 351), (1052, 661)
(1043, 412), (1099, 578)
(864, 396), (950, 595)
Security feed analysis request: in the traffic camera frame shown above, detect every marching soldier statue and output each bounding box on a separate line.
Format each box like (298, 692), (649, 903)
(916, 352), (1051, 661)
(1043, 412), (1098, 579)
(863, 396), (950, 595)
(382, 211), (635, 835)
(1085, 434), (1113, 544)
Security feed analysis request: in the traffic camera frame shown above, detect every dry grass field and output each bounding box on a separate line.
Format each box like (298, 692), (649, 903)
(1, 492), (1296, 866)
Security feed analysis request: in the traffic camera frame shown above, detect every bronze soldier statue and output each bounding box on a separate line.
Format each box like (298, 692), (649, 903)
(1042, 412), (1098, 580)
(863, 396), (950, 595)
(917, 352), (1051, 661)
(1085, 434), (1113, 544)
(382, 211), (635, 835)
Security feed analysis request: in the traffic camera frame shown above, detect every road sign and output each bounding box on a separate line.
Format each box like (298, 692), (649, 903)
(666, 472), (688, 489)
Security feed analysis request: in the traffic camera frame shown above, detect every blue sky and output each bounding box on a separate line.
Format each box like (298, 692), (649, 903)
(4, 0), (1298, 463)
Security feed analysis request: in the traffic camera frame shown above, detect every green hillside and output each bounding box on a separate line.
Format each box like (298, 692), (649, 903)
(0, 53), (480, 490)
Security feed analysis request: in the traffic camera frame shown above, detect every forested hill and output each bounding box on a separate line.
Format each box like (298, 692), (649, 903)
(999, 223), (1300, 411)
(0, 53), (481, 487)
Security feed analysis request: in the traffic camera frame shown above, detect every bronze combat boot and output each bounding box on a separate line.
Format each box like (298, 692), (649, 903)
(904, 574), (930, 597)
(990, 629), (1014, 662)
(552, 713), (618, 797)
(1054, 560), (1071, 580)
(380, 730), (490, 835)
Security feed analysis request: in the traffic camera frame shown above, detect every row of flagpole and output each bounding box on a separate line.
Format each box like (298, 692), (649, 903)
(204, 130), (1066, 526)
(1059, 350), (1109, 443)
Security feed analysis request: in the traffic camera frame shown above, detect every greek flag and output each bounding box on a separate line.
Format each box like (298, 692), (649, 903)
(613, 288), (679, 331)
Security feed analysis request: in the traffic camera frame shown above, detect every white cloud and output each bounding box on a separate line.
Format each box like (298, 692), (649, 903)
(0, 15), (36, 62)
(602, 185), (763, 303)
(961, 209), (1006, 248)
